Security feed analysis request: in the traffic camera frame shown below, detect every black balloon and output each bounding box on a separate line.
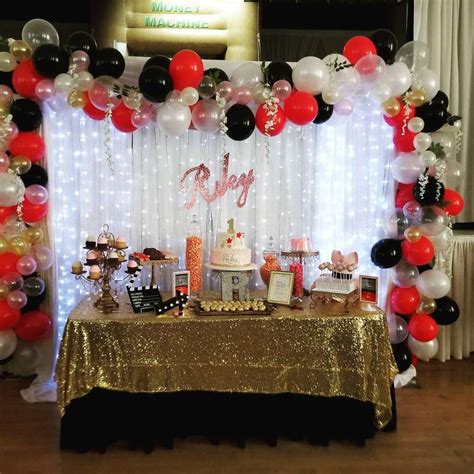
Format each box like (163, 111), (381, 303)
(265, 61), (293, 87)
(144, 55), (171, 71)
(89, 48), (125, 79)
(32, 44), (69, 79)
(10, 99), (42, 131)
(20, 164), (48, 188)
(204, 68), (229, 85)
(0, 354), (14, 366)
(417, 262), (434, 274)
(370, 29), (398, 63)
(21, 291), (47, 313)
(432, 296), (460, 325)
(66, 31), (97, 55)
(313, 94), (333, 124)
(225, 104), (255, 141)
(431, 90), (449, 110)
(139, 66), (173, 103)
(413, 175), (445, 206)
(0, 71), (15, 91)
(370, 239), (402, 268)
(392, 343), (412, 372)
(416, 102), (449, 132)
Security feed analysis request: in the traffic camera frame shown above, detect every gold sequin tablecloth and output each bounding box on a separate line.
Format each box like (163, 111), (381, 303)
(56, 295), (398, 429)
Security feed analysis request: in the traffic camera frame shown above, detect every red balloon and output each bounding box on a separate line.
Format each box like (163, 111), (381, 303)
(22, 199), (48, 223)
(169, 49), (204, 91)
(255, 104), (286, 137)
(0, 300), (21, 330)
(111, 101), (137, 133)
(402, 236), (435, 266)
(9, 132), (45, 163)
(384, 98), (415, 128)
(395, 183), (415, 208)
(0, 252), (21, 276)
(409, 313), (439, 342)
(12, 59), (46, 100)
(285, 92), (318, 125)
(0, 205), (16, 224)
(83, 91), (106, 121)
(15, 310), (51, 342)
(393, 128), (417, 152)
(411, 354), (418, 366)
(343, 36), (377, 65)
(443, 188), (464, 216)
(390, 286), (420, 315)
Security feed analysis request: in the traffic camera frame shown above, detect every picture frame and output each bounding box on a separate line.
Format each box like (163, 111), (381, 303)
(172, 271), (190, 297)
(267, 271), (295, 306)
(359, 275), (378, 305)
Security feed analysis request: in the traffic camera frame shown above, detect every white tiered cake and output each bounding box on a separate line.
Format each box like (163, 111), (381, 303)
(210, 219), (252, 267)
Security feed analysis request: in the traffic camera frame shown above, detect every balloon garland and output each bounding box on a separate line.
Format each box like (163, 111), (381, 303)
(0, 22), (465, 374)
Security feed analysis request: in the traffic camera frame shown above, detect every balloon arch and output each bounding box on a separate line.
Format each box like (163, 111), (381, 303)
(0, 19), (465, 373)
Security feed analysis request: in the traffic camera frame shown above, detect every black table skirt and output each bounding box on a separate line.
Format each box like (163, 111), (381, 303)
(60, 388), (396, 452)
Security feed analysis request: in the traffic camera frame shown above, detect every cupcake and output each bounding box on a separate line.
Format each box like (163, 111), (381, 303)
(117, 251), (126, 263)
(115, 236), (127, 249)
(89, 265), (101, 280)
(85, 235), (96, 249)
(107, 251), (118, 265)
(97, 236), (108, 250)
(71, 261), (83, 274)
(127, 260), (138, 273)
(86, 250), (100, 265)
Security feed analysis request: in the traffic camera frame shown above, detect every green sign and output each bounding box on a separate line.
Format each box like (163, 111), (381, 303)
(152, 2), (201, 13)
(144, 16), (209, 28)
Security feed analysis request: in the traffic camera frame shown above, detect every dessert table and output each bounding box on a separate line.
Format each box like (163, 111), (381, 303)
(56, 293), (398, 451)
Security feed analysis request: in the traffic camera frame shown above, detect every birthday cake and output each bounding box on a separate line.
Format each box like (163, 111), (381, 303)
(312, 250), (358, 294)
(210, 219), (252, 267)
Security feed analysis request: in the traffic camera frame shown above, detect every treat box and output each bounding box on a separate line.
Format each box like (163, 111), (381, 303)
(192, 300), (274, 317)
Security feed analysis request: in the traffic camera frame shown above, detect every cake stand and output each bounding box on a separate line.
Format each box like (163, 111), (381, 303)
(131, 256), (179, 286)
(205, 263), (258, 301)
(280, 250), (320, 296)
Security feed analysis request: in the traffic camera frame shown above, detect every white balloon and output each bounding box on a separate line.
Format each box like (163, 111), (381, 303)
(416, 269), (451, 299)
(54, 73), (74, 94)
(390, 152), (425, 184)
(76, 71), (94, 92)
(292, 56), (329, 95)
(230, 63), (264, 89)
(413, 68), (439, 100)
(408, 117), (424, 133)
(371, 81), (392, 104)
(408, 335), (438, 361)
(333, 98), (353, 116)
(180, 87), (199, 106)
(0, 329), (17, 360)
(322, 87), (340, 105)
(0, 173), (25, 207)
(420, 150), (437, 167)
(386, 63), (411, 97)
(414, 132), (432, 152)
(445, 159), (463, 188)
(156, 102), (191, 136)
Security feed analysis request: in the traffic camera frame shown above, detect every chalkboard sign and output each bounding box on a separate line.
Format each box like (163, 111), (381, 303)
(127, 285), (163, 313)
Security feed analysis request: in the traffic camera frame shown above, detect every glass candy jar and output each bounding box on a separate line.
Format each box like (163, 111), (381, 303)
(185, 214), (202, 294)
(260, 236), (281, 287)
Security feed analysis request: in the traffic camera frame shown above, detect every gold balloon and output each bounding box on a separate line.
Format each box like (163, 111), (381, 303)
(417, 298), (437, 315)
(10, 40), (32, 62)
(9, 155), (32, 175)
(0, 283), (9, 300)
(407, 89), (427, 107)
(0, 236), (9, 253)
(404, 227), (422, 242)
(383, 98), (401, 117)
(67, 90), (86, 109)
(24, 226), (44, 244)
(9, 235), (31, 256)
(0, 103), (10, 118)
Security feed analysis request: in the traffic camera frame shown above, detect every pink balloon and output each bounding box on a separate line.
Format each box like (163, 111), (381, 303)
(5, 122), (18, 141)
(69, 51), (90, 72)
(7, 290), (27, 310)
(131, 108), (152, 128)
(0, 85), (13, 106)
(35, 79), (56, 101)
(272, 80), (292, 102)
(16, 256), (37, 276)
(216, 81), (233, 102)
(191, 98), (220, 133)
(234, 85), (253, 105)
(334, 98), (353, 116)
(33, 245), (53, 272)
(1, 272), (23, 291)
(0, 152), (10, 172)
(25, 185), (48, 205)
(47, 93), (69, 113)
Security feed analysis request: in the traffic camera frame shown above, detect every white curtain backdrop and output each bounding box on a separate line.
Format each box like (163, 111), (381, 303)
(21, 60), (395, 401)
(415, 0), (474, 360)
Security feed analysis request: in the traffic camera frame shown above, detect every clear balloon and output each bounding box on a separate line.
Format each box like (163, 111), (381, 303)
(191, 98), (220, 134)
(47, 93), (69, 113)
(9, 235), (31, 256)
(412, 68), (439, 100)
(69, 50), (90, 72)
(0, 329), (17, 360)
(292, 56), (329, 95)
(429, 131), (454, 158)
(413, 132), (432, 152)
(333, 98), (353, 116)
(12, 340), (40, 374)
(388, 315), (409, 344)
(403, 200), (422, 222)
(0, 85), (13, 106)
(22, 18), (60, 50)
(25, 185), (48, 205)
(0, 152), (10, 172)
(216, 81), (233, 102)
(230, 62), (264, 89)
(1, 272), (23, 291)
(0, 174), (25, 207)
(234, 85), (253, 105)
(272, 80), (292, 102)
(416, 269), (451, 299)
(395, 40), (430, 72)
(4, 122), (18, 142)
(197, 76), (216, 99)
(156, 102), (192, 136)
(33, 244), (53, 271)
(371, 81), (391, 104)
(76, 71), (94, 92)
(354, 54), (386, 90)
(3, 215), (27, 238)
(408, 117), (424, 133)
(165, 90), (183, 106)
(420, 206), (448, 236)
(383, 209), (411, 239)
(89, 76), (120, 111)
(333, 67), (360, 97)
(385, 62), (411, 97)
(35, 79), (56, 101)
(407, 335), (438, 361)
(180, 87), (199, 106)
(253, 84), (271, 104)
(54, 73), (74, 94)
(390, 152), (425, 184)
(391, 260), (419, 288)
(445, 159), (463, 188)
(23, 276), (45, 297)
(131, 108), (153, 128)
(429, 228), (451, 253)
(0, 52), (17, 73)
(16, 255), (37, 276)
(7, 290), (28, 310)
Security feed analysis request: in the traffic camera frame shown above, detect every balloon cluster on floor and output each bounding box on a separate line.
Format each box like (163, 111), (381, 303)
(369, 40), (463, 371)
(0, 19), (55, 369)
